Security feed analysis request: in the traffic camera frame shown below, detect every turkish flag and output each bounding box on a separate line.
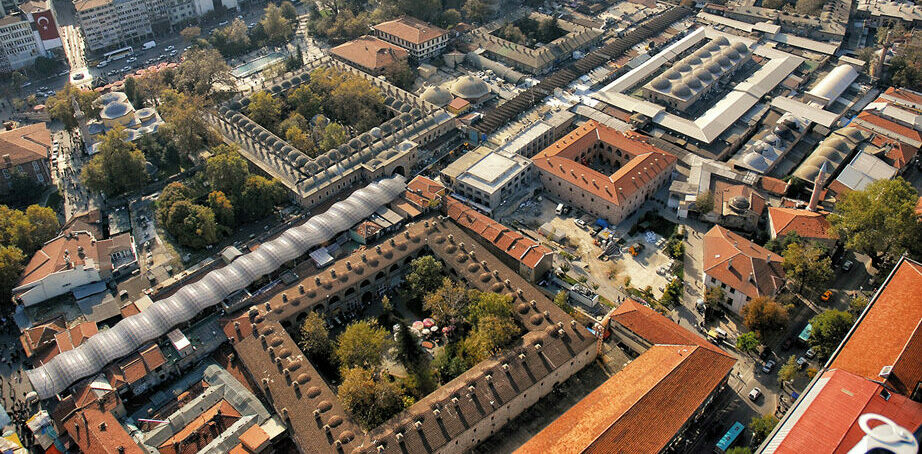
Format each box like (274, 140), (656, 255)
(33, 10), (59, 41)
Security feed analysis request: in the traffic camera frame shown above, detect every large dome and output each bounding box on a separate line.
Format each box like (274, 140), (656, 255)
(733, 42), (749, 53)
(706, 61), (722, 74)
(714, 36), (730, 46)
(729, 195), (750, 212)
(450, 75), (489, 100)
(420, 86), (453, 107)
(717, 56), (733, 69)
(742, 152), (769, 171)
(676, 63), (693, 73)
(100, 101), (130, 120)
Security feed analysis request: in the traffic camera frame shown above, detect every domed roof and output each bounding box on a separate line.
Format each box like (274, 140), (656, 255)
(671, 83), (691, 98)
(684, 75), (702, 89)
(420, 86), (453, 107)
(122, 128), (139, 141)
(651, 77), (671, 91)
(733, 42), (749, 53)
(742, 152), (769, 171)
(706, 61), (722, 74)
(98, 92), (127, 105)
(450, 75), (489, 100)
(695, 48), (712, 59)
(663, 69), (682, 80)
(676, 63), (693, 73)
(729, 195), (750, 212)
(100, 101), (130, 119)
(706, 41), (722, 52)
(760, 145), (778, 160)
(693, 68), (713, 82)
(839, 127), (865, 142)
(687, 56), (703, 66)
(763, 133), (780, 146)
(717, 56), (733, 68)
(714, 36), (730, 46)
(826, 136), (851, 153)
(723, 48), (740, 60)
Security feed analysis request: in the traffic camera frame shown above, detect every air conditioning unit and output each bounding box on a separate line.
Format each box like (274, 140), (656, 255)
(879, 365), (893, 378)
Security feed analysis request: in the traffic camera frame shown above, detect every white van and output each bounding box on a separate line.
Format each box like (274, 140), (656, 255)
(142, 40), (156, 50)
(556, 203), (565, 215)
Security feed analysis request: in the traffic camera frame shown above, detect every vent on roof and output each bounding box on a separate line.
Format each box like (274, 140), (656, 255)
(879, 365), (893, 378)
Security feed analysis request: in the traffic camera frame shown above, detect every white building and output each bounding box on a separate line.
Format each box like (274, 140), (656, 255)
(373, 16), (449, 60)
(441, 146), (533, 213)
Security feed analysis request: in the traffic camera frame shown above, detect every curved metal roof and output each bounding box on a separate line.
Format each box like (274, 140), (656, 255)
(26, 176), (408, 399)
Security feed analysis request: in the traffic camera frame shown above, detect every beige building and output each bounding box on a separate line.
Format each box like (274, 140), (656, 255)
(0, 14), (40, 71)
(74, 0), (152, 52)
(373, 16), (449, 60)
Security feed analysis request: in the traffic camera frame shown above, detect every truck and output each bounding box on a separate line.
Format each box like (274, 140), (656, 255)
(142, 40), (156, 50)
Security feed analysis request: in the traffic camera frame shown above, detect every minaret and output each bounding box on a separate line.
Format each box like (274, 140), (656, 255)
(808, 161), (828, 212)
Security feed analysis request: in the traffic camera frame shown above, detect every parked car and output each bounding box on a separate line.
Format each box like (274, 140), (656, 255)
(574, 219), (586, 228)
(805, 348), (816, 359)
(796, 356), (808, 369)
(821, 290), (833, 302)
(842, 260), (854, 271)
(759, 347), (773, 361)
(749, 387), (762, 401)
(762, 360), (776, 374)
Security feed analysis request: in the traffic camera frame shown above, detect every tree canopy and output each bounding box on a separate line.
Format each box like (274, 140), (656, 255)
(829, 178), (922, 267)
(783, 241), (832, 295)
(175, 48), (233, 96)
(299, 311), (334, 363)
(336, 319), (393, 369)
(808, 310), (855, 359)
(205, 145), (250, 197)
(750, 414), (780, 446)
(80, 128), (148, 196)
(424, 278), (470, 326)
(46, 83), (99, 130)
(736, 331), (760, 354)
(337, 366), (405, 428)
(164, 200), (218, 249)
(406, 255), (445, 300)
(741, 297), (789, 336)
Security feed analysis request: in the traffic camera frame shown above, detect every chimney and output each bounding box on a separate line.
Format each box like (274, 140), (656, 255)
(2, 154), (10, 165)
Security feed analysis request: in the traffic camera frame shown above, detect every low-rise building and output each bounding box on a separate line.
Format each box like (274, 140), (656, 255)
(372, 16), (448, 60)
(533, 120), (676, 225)
(330, 35), (408, 76)
(518, 300), (735, 453)
(702, 225), (785, 313)
(20, 318), (97, 367)
(13, 229), (137, 306)
(441, 145), (533, 212)
(446, 197), (553, 283)
(0, 122), (51, 191)
(700, 180), (766, 233)
(766, 207), (836, 249)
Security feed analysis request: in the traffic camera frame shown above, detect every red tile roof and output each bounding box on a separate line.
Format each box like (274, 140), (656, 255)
(445, 197), (551, 270)
(703, 225), (785, 300)
(516, 344), (735, 454)
(767, 207), (836, 240)
(373, 16), (447, 45)
(714, 181), (766, 216)
(884, 86), (922, 107)
(64, 406), (143, 454)
(611, 299), (732, 356)
(330, 35), (408, 72)
(830, 257), (922, 394)
(0, 122), (50, 168)
(159, 400), (242, 454)
(448, 97), (470, 111)
(406, 175), (445, 201)
(768, 369), (922, 453)
(17, 231), (100, 289)
(533, 121), (676, 207)
(855, 111), (922, 146)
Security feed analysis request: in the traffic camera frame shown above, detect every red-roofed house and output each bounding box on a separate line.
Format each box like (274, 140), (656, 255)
(517, 300), (735, 454)
(760, 256), (922, 452)
(700, 181), (767, 232)
(13, 229), (137, 306)
(106, 343), (168, 396)
(853, 111), (922, 148)
(330, 35), (408, 76)
(703, 225), (785, 313)
(533, 120), (676, 225)
(881, 86), (922, 110)
(63, 406), (143, 454)
(372, 16), (449, 60)
(446, 197), (553, 282)
(767, 207), (837, 249)
(0, 122), (52, 193)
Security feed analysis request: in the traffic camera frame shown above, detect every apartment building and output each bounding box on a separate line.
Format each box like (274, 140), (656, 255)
(0, 14), (38, 71)
(74, 0), (152, 52)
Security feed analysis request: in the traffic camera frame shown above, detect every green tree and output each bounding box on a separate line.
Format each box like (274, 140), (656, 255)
(24, 205), (60, 252)
(465, 291), (513, 326)
(123, 77), (144, 108)
(247, 91), (283, 131)
(319, 122), (348, 151)
(736, 331), (760, 355)
(553, 290), (574, 315)
(406, 255), (444, 299)
(46, 83), (99, 130)
(750, 414), (779, 446)
(165, 201), (218, 249)
(156, 182), (193, 225)
(210, 19), (251, 57)
(848, 295), (869, 317)
(336, 320), (393, 369)
(80, 128), (148, 196)
(2, 170), (44, 206)
(462, 315), (520, 363)
(299, 311), (334, 363)
(765, 232), (803, 254)
(808, 310), (855, 359)
(287, 86), (322, 120)
(829, 178), (922, 268)
(778, 355), (799, 385)
(238, 176), (286, 221)
(0, 245), (25, 305)
(432, 343), (470, 383)
(439, 9), (462, 28)
(695, 191), (714, 213)
(659, 278), (683, 308)
(741, 297), (789, 336)
(175, 48), (232, 96)
(207, 191), (235, 227)
(462, 0), (490, 22)
(157, 89), (212, 158)
(337, 366), (405, 428)
(205, 146), (250, 198)
(261, 3), (294, 45)
(280, 1), (298, 21)
(783, 242), (832, 294)
(180, 26), (201, 42)
(285, 125), (315, 154)
(382, 60), (416, 90)
(424, 278), (469, 326)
